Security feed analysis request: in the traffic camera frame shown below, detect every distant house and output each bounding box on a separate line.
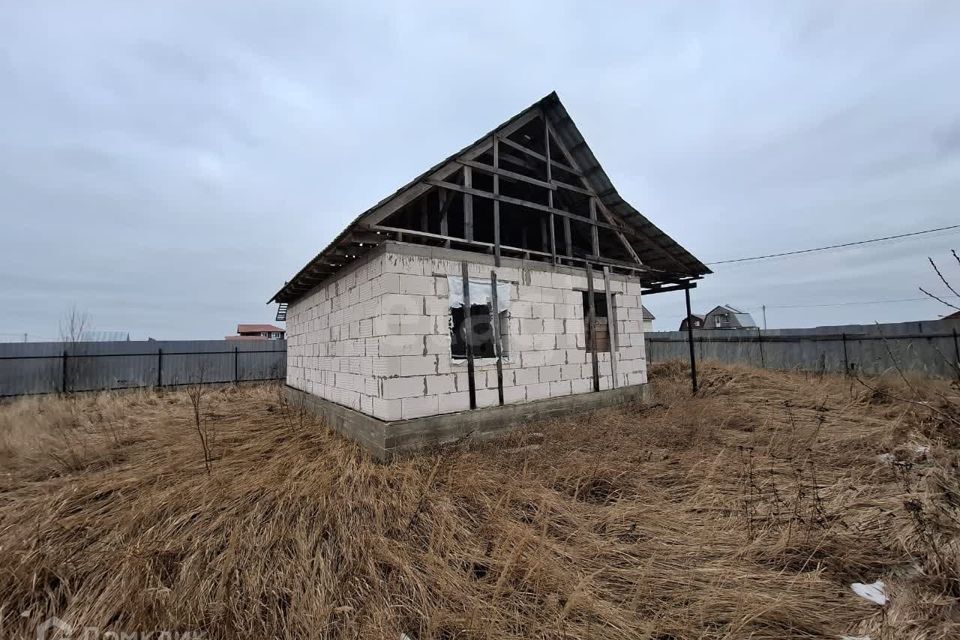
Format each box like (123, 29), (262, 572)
(703, 305), (757, 330)
(227, 324), (286, 341)
(679, 314), (705, 331)
(942, 310), (960, 320)
(641, 306), (656, 332)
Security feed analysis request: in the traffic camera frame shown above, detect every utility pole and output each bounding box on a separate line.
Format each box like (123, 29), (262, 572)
(762, 305), (767, 331)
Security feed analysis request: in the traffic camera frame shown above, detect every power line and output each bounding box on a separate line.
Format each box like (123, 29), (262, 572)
(707, 224), (960, 265)
(762, 295), (958, 310)
(653, 294), (960, 319)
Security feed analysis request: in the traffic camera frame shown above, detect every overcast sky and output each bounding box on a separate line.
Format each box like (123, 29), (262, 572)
(2, 1), (959, 340)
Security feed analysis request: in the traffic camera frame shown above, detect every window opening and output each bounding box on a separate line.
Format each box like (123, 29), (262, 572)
(581, 291), (614, 351)
(450, 304), (508, 359)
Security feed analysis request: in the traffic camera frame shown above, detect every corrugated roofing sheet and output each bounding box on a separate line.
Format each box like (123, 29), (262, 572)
(733, 313), (758, 328)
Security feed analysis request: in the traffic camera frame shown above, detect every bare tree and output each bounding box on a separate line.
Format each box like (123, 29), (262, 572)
(920, 250), (960, 313)
(852, 248), (960, 411)
(57, 306), (92, 395)
(59, 305), (91, 343)
(187, 361), (213, 474)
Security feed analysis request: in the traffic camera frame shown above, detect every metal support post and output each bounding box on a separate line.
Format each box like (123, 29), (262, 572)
(684, 287), (698, 393)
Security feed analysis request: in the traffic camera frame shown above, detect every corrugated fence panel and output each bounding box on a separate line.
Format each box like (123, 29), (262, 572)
(645, 320), (960, 379)
(3, 321), (956, 396)
(0, 340), (287, 397)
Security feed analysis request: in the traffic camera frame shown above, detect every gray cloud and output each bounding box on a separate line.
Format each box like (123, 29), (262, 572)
(1, 0), (959, 341)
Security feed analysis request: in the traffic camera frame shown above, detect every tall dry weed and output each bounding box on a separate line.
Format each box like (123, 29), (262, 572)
(0, 365), (956, 639)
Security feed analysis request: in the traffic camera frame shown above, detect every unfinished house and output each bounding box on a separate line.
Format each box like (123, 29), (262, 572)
(703, 305), (758, 330)
(271, 92), (709, 458)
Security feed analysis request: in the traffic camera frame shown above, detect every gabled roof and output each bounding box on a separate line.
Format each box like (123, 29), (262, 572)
(706, 305), (746, 315)
(271, 92), (709, 304)
(641, 305), (655, 320)
(705, 305), (757, 329)
(678, 314), (704, 330)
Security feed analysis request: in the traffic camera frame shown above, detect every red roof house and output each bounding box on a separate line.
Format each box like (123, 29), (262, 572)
(226, 324), (286, 341)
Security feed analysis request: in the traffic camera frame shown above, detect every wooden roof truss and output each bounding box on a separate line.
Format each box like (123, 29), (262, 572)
(368, 109), (646, 274)
(271, 94), (708, 303)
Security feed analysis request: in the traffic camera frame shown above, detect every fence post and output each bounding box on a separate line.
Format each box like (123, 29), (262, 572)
(953, 328), (960, 381)
(234, 346), (239, 384)
(157, 348), (163, 388)
(61, 349), (68, 393)
(757, 327), (765, 368)
(841, 332), (849, 375)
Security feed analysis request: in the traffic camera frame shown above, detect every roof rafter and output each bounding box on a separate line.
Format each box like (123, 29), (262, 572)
(423, 179), (637, 236)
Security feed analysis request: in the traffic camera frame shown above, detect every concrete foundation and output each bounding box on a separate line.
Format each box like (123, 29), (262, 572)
(286, 381), (652, 460)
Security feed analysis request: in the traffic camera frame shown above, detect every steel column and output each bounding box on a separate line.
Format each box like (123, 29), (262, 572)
(684, 287), (698, 393)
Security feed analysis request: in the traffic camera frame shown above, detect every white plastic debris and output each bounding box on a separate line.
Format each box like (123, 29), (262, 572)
(877, 453), (896, 464)
(912, 444), (930, 456)
(851, 580), (887, 606)
(840, 636), (871, 640)
(447, 276), (512, 312)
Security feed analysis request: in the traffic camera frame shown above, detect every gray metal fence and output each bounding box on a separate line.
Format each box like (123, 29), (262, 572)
(645, 320), (960, 378)
(0, 340), (287, 397)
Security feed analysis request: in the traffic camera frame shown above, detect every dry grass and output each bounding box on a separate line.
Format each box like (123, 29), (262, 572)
(0, 364), (958, 639)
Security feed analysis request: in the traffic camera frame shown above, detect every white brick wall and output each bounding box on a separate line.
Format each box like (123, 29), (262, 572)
(287, 244), (647, 421)
(286, 254), (385, 413)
